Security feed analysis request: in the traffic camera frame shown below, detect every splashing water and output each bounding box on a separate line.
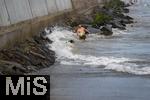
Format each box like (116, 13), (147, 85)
(45, 23), (150, 75)
(42, 0), (150, 75)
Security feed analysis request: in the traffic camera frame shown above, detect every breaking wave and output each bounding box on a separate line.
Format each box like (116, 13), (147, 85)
(45, 27), (150, 75)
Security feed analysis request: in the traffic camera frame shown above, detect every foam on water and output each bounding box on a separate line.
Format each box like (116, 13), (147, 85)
(46, 26), (150, 75)
(105, 64), (150, 75)
(113, 28), (130, 35)
(47, 27), (76, 58)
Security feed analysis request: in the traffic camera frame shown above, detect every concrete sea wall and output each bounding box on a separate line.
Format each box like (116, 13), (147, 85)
(0, 0), (104, 48)
(0, 0), (72, 26)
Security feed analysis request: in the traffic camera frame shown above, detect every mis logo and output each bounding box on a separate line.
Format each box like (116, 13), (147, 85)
(0, 75), (50, 100)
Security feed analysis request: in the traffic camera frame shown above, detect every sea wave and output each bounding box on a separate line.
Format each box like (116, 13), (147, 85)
(45, 27), (150, 75)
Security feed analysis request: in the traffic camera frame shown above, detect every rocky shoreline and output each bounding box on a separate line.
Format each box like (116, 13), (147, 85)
(0, 31), (55, 75)
(0, 0), (134, 75)
(67, 0), (134, 36)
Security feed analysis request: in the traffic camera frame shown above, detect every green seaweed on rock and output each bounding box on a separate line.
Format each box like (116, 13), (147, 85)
(92, 13), (112, 27)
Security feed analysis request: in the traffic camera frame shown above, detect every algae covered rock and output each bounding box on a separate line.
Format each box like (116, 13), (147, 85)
(92, 13), (112, 27)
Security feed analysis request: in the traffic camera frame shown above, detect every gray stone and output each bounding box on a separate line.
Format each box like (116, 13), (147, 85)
(87, 26), (101, 34)
(100, 25), (113, 36)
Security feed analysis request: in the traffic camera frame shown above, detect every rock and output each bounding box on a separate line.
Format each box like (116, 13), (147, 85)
(110, 19), (126, 30)
(15, 51), (32, 64)
(120, 19), (128, 24)
(29, 51), (46, 59)
(0, 28), (55, 75)
(123, 15), (134, 20)
(40, 31), (47, 39)
(123, 8), (129, 13)
(100, 25), (113, 36)
(26, 66), (37, 72)
(45, 27), (52, 34)
(45, 37), (53, 43)
(0, 60), (26, 74)
(87, 26), (102, 34)
(40, 31), (52, 43)
(27, 54), (42, 66)
(33, 36), (44, 44)
(131, 25), (134, 27)
(91, 1), (133, 31)
(98, 7), (114, 17)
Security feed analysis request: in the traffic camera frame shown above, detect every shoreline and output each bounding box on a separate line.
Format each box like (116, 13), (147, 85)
(0, 31), (55, 75)
(0, 0), (134, 75)
(67, 0), (134, 36)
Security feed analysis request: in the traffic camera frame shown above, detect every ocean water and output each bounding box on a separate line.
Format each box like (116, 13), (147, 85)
(36, 0), (150, 99)
(44, 0), (150, 75)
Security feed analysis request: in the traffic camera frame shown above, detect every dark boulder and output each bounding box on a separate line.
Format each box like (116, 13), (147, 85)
(26, 66), (37, 72)
(123, 8), (129, 13)
(100, 25), (113, 36)
(87, 26), (102, 34)
(120, 19), (133, 24)
(46, 37), (53, 43)
(124, 15), (134, 20)
(0, 60), (27, 75)
(0, 28), (55, 75)
(110, 19), (126, 30)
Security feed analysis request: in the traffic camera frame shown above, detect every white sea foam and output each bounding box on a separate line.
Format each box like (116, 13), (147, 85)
(45, 27), (150, 75)
(47, 27), (76, 58)
(105, 64), (150, 75)
(113, 28), (130, 35)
